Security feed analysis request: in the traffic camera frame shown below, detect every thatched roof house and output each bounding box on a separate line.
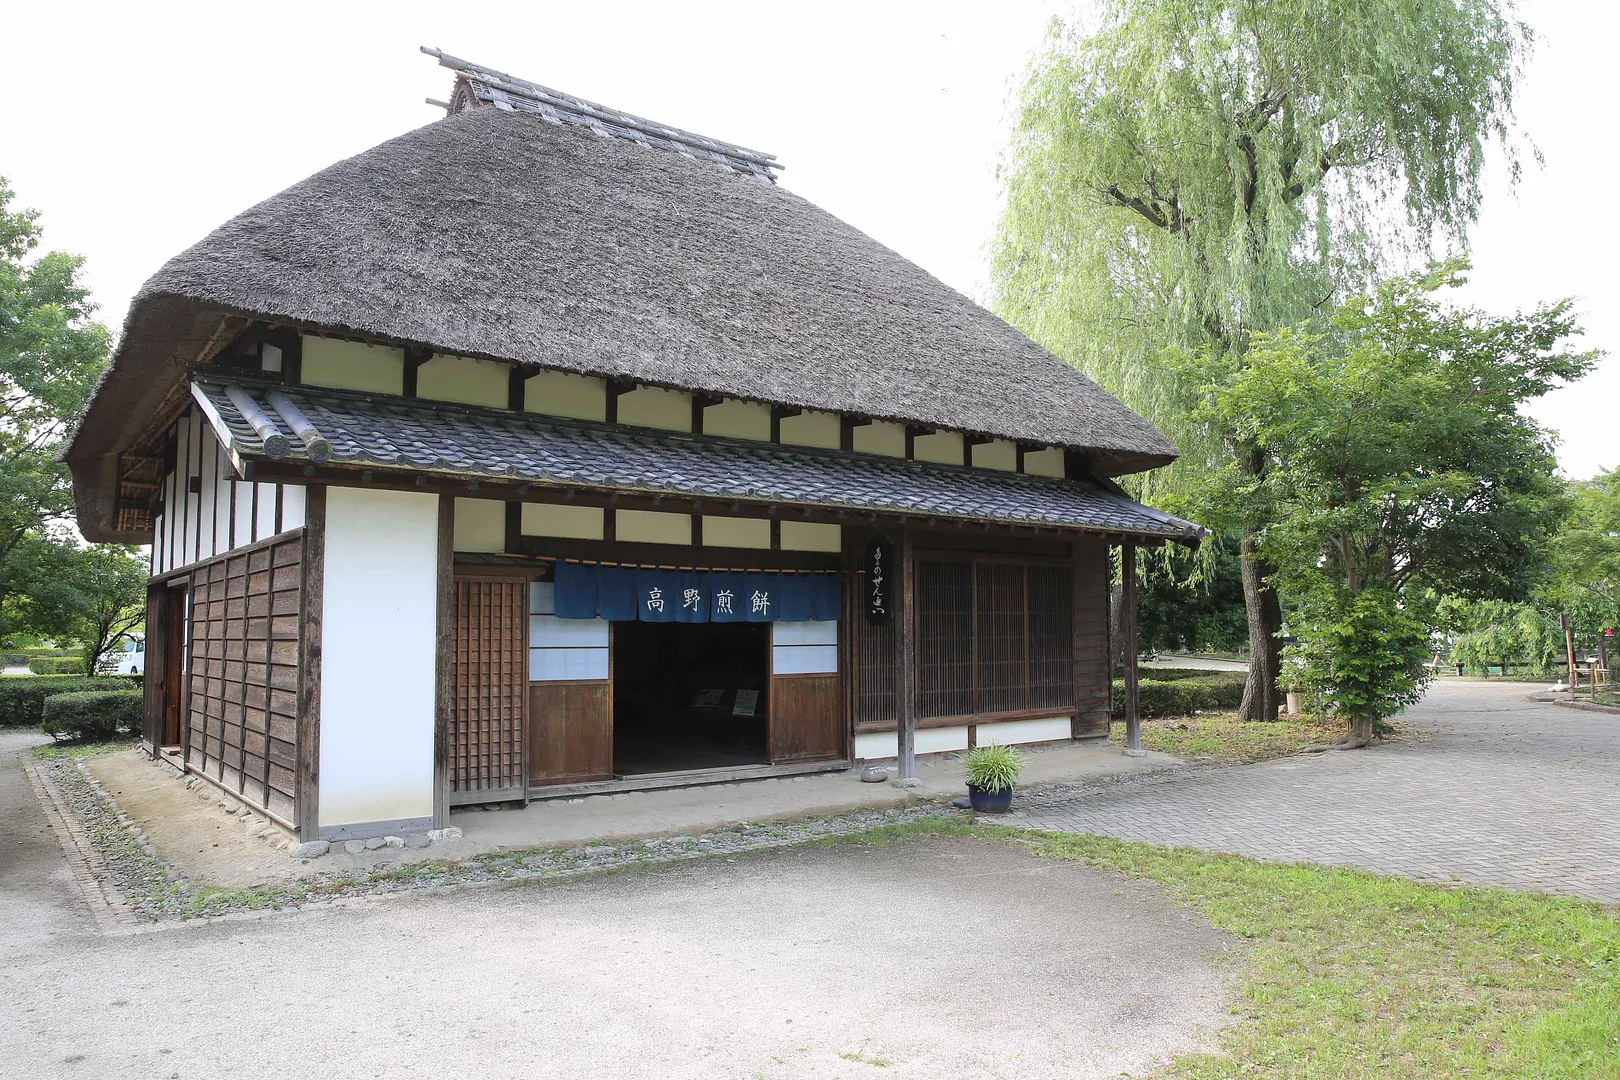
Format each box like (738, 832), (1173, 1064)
(65, 51), (1193, 845)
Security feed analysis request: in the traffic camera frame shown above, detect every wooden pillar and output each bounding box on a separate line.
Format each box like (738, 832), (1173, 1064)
(896, 526), (918, 780)
(433, 495), (455, 829)
(295, 485), (326, 840)
(1121, 542), (1143, 757)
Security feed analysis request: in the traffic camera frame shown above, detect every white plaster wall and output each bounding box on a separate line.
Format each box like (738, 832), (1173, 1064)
(854, 725), (970, 761)
(522, 503), (605, 539)
(854, 718), (1068, 761)
(1022, 447), (1066, 478)
(976, 716), (1073, 746)
(703, 516), (770, 549)
(318, 488), (439, 828)
(153, 410), (319, 574)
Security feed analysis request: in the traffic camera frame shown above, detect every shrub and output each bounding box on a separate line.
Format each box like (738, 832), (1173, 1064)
(963, 743), (1025, 793)
(29, 656), (87, 676)
(1139, 666), (1245, 683)
(0, 675), (142, 727)
(1113, 672), (1248, 717)
(1, 651), (30, 667)
(41, 690), (144, 742)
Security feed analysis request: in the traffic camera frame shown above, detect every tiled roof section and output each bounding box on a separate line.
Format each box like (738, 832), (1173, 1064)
(424, 48), (781, 181)
(193, 378), (1206, 544)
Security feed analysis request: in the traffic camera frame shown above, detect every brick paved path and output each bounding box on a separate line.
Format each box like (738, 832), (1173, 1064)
(1010, 680), (1620, 904)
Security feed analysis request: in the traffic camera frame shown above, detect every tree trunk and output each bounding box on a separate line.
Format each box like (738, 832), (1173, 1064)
(1108, 579), (1125, 680)
(1235, 445), (1282, 722)
(1237, 523), (1283, 721)
(1342, 713), (1373, 749)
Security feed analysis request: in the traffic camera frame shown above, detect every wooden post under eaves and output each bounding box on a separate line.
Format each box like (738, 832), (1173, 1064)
(295, 486), (327, 840)
(433, 495), (455, 829)
(1121, 543), (1144, 757)
(896, 526), (918, 780)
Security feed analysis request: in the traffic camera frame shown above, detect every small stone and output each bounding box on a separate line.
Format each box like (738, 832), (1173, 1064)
(344, 839), (366, 855)
(890, 777), (923, 790)
(363, 836), (386, 850)
(861, 766), (890, 783)
(427, 827), (463, 843)
(288, 840), (328, 858)
(383, 835), (405, 848)
(585, 845), (614, 856)
(403, 833), (431, 849)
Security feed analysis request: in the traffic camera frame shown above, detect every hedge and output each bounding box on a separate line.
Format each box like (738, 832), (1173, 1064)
(40, 690), (144, 742)
(1113, 673), (1247, 717)
(0, 675), (142, 727)
(29, 656), (87, 676)
(1138, 666), (1246, 683)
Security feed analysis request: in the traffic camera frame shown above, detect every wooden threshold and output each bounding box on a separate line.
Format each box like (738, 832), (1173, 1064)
(523, 758), (849, 802)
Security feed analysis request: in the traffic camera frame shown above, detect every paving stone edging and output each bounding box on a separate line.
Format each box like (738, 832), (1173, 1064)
(31, 748), (1196, 926)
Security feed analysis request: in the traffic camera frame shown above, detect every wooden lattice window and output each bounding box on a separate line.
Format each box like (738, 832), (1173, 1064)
(974, 562), (1028, 715)
(450, 577), (527, 800)
(1028, 564), (1075, 709)
(917, 560), (974, 719)
(854, 611), (897, 727)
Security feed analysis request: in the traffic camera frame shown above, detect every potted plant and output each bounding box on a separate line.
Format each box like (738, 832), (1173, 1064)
(961, 743), (1025, 813)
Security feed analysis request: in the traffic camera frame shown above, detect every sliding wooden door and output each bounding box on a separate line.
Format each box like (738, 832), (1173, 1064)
(449, 576), (528, 804)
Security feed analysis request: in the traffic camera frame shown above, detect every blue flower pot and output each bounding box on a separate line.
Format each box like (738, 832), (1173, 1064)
(967, 784), (1013, 813)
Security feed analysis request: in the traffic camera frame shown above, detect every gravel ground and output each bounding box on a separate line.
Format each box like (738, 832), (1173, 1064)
(8, 736), (1243, 1080)
(33, 750), (986, 920)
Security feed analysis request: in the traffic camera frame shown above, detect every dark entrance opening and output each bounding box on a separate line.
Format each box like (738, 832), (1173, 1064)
(612, 621), (770, 776)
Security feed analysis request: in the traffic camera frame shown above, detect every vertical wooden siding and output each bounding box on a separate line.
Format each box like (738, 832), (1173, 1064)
(183, 534), (302, 826)
(1072, 538), (1112, 736)
(918, 560), (973, 718)
(974, 562), (1028, 714)
(1029, 564), (1075, 709)
(770, 674), (843, 762)
(450, 577), (527, 799)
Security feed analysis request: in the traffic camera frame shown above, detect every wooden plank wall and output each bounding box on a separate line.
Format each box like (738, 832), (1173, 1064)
(450, 577), (527, 801)
(183, 533), (303, 826)
(528, 682), (612, 785)
(1072, 538), (1112, 736)
(769, 675), (842, 762)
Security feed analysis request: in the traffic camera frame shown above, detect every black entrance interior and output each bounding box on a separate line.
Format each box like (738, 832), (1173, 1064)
(612, 621), (770, 776)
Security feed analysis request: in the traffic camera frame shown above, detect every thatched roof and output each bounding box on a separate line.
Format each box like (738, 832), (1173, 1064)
(67, 57), (1179, 542)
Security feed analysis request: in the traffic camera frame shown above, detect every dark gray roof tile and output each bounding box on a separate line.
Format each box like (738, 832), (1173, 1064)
(194, 378), (1205, 544)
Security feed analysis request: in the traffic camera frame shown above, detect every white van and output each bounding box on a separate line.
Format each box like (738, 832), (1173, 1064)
(97, 634), (145, 676)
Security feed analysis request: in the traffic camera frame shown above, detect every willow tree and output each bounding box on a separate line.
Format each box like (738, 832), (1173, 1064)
(992, 0), (1529, 719)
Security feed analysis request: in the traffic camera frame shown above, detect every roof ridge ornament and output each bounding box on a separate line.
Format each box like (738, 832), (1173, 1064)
(421, 47), (783, 182)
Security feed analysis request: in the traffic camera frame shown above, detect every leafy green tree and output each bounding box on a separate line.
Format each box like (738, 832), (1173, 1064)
(1203, 262), (1596, 745)
(48, 545), (148, 675)
(1440, 598), (1562, 675)
(0, 176), (110, 627)
(992, 0), (1530, 719)
(1288, 587), (1433, 741)
(1547, 470), (1620, 647)
(1136, 534), (1248, 656)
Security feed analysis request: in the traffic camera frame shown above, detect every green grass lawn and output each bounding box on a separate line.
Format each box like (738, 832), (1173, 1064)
(992, 827), (1620, 1079)
(1108, 712), (1352, 764)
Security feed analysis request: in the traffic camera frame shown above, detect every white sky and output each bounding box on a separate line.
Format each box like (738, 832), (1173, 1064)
(3, 0), (1613, 478)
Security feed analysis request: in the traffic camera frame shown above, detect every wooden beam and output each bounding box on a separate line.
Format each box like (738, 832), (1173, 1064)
(508, 364), (526, 411)
(1121, 543), (1143, 757)
(433, 495), (454, 829)
(295, 485), (327, 840)
(896, 526), (917, 780)
(403, 347), (432, 398)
